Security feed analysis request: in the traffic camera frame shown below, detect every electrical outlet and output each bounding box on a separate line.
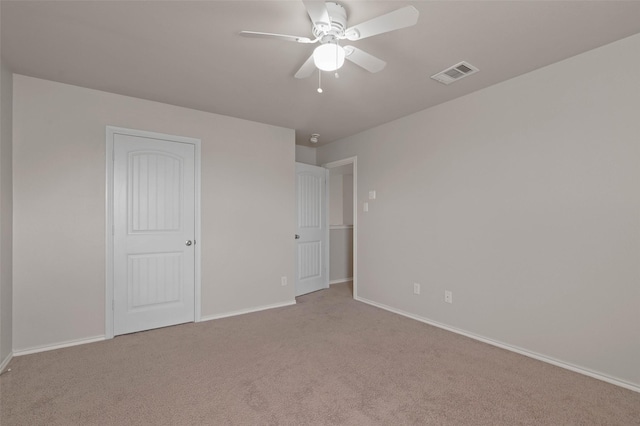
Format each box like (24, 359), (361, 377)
(363, 202), (369, 212)
(281, 276), (288, 286)
(444, 290), (453, 304)
(413, 283), (421, 295)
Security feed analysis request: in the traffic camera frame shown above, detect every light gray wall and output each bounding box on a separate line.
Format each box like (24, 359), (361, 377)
(329, 228), (353, 282)
(295, 145), (317, 165)
(329, 173), (344, 225)
(342, 174), (353, 226)
(329, 165), (354, 226)
(317, 33), (640, 387)
(13, 75), (295, 351)
(0, 56), (14, 364)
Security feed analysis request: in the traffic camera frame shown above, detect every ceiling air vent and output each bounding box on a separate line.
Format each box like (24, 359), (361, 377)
(431, 61), (479, 85)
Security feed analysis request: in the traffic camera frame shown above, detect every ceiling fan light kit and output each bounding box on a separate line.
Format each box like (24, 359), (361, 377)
(240, 1), (419, 86)
(313, 43), (345, 71)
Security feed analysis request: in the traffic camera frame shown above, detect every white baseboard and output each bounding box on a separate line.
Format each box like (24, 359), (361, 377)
(0, 352), (13, 373)
(13, 335), (106, 357)
(355, 296), (640, 394)
(329, 278), (353, 285)
(12, 300), (297, 356)
(200, 299), (297, 322)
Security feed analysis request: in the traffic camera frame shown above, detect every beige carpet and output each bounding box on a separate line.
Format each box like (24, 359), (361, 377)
(1, 282), (638, 425)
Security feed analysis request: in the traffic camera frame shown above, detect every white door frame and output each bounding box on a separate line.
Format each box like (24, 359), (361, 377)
(322, 156), (357, 299)
(105, 126), (202, 339)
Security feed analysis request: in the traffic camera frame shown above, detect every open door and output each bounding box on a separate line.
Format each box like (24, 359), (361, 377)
(295, 163), (328, 296)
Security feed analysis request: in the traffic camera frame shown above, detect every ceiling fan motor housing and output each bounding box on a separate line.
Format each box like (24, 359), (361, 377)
(312, 2), (348, 42)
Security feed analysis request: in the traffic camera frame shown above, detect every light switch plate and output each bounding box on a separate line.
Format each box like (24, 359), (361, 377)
(369, 190), (376, 200)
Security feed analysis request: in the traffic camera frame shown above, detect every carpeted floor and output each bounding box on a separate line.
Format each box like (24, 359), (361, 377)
(1, 282), (638, 425)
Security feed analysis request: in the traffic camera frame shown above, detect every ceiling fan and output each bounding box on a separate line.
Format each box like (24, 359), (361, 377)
(240, 1), (419, 79)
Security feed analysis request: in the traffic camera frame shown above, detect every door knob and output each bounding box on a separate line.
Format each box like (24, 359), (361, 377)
(185, 240), (192, 246)
(295, 234), (300, 239)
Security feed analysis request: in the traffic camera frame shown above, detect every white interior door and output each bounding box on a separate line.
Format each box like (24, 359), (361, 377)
(113, 133), (196, 335)
(295, 163), (328, 296)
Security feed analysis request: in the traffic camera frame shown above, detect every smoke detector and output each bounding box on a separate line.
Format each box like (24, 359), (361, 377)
(431, 61), (479, 85)
(310, 134), (320, 144)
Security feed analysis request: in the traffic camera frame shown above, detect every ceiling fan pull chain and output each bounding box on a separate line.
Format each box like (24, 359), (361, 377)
(317, 70), (323, 93)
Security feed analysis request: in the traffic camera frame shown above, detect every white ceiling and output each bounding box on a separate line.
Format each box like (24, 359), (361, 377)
(2, 1), (640, 147)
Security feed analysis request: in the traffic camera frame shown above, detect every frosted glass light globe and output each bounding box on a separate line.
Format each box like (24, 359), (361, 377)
(313, 44), (346, 72)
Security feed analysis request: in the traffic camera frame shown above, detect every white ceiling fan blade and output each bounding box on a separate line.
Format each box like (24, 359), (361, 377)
(240, 31), (314, 44)
(302, 0), (331, 32)
(344, 46), (386, 73)
(294, 54), (316, 79)
(344, 6), (419, 41)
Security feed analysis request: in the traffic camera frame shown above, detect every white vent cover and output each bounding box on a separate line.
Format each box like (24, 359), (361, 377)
(431, 61), (479, 85)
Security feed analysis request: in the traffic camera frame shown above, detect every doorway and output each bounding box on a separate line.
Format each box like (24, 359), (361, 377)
(323, 157), (357, 298)
(105, 127), (201, 338)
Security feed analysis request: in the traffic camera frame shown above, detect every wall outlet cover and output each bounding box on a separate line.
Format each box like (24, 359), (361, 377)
(445, 290), (453, 304)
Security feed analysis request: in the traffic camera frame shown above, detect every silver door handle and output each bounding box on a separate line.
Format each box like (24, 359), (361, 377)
(185, 240), (192, 246)
(295, 234), (300, 239)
